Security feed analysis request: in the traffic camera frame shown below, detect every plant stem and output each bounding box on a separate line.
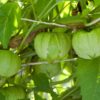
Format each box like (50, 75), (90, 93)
(21, 18), (67, 28)
(21, 58), (77, 66)
(85, 18), (100, 27)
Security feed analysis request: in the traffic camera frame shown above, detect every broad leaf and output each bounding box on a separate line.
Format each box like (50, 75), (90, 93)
(94, 0), (100, 6)
(0, 2), (21, 48)
(79, 0), (87, 11)
(33, 0), (56, 19)
(33, 73), (58, 99)
(76, 58), (100, 100)
(33, 73), (51, 92)
(0, 92), (5, 100)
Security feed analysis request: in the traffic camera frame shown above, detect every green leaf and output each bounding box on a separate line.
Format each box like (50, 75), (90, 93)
(76, 58), (100, 100)
(56, 16), (86, 24)
(90, 5), (100, 14)
(89, 5), (100, 19)
(0, 2), (21, 48)
(33, 73), (58, 99)
(79, 0), (87, 11)
(0, 92), (5, 100)
(94, 0), (100, 6)
(33, 73), (52, 92)
(33, 0), (56, 19)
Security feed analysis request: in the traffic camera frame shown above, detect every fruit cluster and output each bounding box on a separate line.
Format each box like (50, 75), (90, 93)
(33, 28), (100, 77)
(34, 28), (100, 60)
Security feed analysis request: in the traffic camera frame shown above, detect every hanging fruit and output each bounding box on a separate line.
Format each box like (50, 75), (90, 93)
(72, 28), (100, 59)
(0, 50), (21, 77)
(34, 32), (71, 61)
(34, 62), (61, 78)
(0, 86), (26, 100)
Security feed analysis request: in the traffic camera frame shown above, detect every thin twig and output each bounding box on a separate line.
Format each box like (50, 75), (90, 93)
(21, 18), (67, 28)
(85, 18), (100, 27)
(21, 17), (100, 28)
(21, 58), (77, 67)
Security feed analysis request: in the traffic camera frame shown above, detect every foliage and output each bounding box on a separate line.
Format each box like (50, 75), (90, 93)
(0, 0), (99, 100)
(77, 58), (100, 100)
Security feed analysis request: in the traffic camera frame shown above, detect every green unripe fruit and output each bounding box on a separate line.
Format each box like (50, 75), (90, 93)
(72, 28), (100, 59)
(0, 86), (25, 100)
(0, 50), (21, 77)
(34, 32), (71, 61)
(35, 63), (61, 78)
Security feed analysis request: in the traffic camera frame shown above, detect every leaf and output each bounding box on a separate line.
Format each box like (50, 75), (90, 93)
(90, 5), (100, 14)
(94, 0), (100, 6)
(76, 58), (100, 100)
(79, 0), (87, 11)
(0, 2), (21, 48)
(33, 73), (52, 92)
(33, 0), (56, 19)
(82, 9), (90, 17)
(33, 73), (58, 99)
(56, 16), (86, 24)
(0, 93), (5, 100)
(56, 15), (86, 29)
(89, 5), (100, 19)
